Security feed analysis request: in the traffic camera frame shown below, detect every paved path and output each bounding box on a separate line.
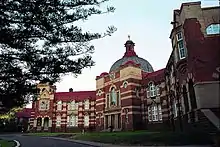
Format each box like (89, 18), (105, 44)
(0, 134), (213, 147)
(0, 134), (95, 147)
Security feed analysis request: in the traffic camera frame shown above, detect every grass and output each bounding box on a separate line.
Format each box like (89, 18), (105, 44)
(27, 132), (76, 137)
(73, 131), (214, 146)
(0, 139), (15, 147)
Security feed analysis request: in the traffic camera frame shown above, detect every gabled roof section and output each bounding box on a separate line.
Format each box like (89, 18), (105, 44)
(142, 68), (165, 85)
(55, 91), (96, 101)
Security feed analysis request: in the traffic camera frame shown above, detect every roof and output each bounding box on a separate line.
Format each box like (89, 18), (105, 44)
(55, 91), (96, 101)
(16, 108), (32, 118)
(142, 68), (165, 84)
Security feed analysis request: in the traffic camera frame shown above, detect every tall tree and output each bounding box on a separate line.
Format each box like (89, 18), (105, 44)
(0, 0), (116, 111)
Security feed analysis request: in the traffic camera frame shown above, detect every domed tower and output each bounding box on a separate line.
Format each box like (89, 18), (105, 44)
(109, 36), (154, 73)
(95, 36), (154, 131)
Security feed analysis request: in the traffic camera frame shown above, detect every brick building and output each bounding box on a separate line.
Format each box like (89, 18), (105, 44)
(30, 1), (219, 133)
(165, 1), (220, 132)
(30, 83), (96, 132)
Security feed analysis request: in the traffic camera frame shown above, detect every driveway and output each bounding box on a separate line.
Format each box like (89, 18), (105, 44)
(0, 134), (95, 147)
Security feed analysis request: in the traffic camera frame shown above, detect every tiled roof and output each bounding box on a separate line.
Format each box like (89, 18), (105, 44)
(54, 91), (96, 101)
(16, 108), (32, 118)
(142, 68), (165, 84)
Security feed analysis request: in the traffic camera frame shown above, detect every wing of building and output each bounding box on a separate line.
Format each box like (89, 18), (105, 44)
(27, 1), (219, 133)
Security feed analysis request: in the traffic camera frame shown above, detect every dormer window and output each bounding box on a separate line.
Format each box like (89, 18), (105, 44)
(176, 32), (186, 59)
(206, 24), (220, 35)
(147, 83), (160, 98)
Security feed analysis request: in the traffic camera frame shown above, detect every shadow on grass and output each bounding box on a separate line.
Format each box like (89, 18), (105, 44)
(73, 131), (214, 146)
(0, 139), (15, 147)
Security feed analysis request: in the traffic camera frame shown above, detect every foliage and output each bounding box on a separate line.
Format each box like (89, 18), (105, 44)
(0, 0), (116, 110)
(0, 107), (22, 119)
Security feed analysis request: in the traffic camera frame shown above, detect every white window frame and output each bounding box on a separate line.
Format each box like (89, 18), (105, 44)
(176, 32), (186, 59)
(56, 116), (61, 127)
(206, 24), (220, 35)
(84, 100), (90, 110)
(147, 83), (160, 98)
(148, 106), (152, 122)
(158, 104), (162, 121)
(84, 115), (89, 127)
(148, 104), (163, 122)
(57, 101), (62, 111)
(173, 100), (178, 118)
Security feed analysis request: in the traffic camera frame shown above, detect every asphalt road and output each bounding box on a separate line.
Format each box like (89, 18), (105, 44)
(0, 134), (95, 147)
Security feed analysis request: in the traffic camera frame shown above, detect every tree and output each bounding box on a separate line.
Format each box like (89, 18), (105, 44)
(0, 0), (116, 111)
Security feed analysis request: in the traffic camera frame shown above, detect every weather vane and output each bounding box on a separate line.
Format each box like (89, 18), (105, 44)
(128, 35), (130, 40)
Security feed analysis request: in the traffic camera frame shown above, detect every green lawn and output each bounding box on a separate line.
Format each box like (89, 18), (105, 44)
(73, 131), (214, 146)
(0, 139), (15, 147)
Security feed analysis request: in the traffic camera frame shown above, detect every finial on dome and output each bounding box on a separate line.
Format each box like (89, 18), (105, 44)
(128, 35), (130, 40)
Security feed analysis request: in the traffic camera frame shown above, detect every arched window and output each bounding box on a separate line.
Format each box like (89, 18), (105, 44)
(206, 24), (220, 35)
(110, 87), (117, 105)
(37, 117), (42, 126)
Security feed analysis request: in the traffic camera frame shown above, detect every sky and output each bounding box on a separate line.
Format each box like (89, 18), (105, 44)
(30, 0), (219, 98)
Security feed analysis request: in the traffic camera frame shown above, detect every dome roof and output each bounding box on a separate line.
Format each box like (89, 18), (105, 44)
(109, 37), (154, 73)
(109, 56), (154, 72)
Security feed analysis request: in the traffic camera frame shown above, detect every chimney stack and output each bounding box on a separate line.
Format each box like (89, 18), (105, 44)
(69, 88), (73, 92)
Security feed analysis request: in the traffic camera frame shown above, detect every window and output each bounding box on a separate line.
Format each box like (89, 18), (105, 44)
(123, 81), (128, 88)
(176, 32), (186, 59)
(69, 101), (78, 110)
(56, 115), (61, 127)
(84, 115), (89, 126)
(206, 24), (220, 35)
(106, 94), (110, 108)
(110, 87), (117, 106)
(57, 101), (62, 110)
(147, 83), (160, 98)
(173, 100), (178, 117)
(84, 100), (90, 110)
(148, 106), (152, 122)
(148, 104), (163, 122)
(67, 115), (78, 127)
(39, 100), (49, 110)
(158, 104), (162, 121)
(135, 88), (140, 97)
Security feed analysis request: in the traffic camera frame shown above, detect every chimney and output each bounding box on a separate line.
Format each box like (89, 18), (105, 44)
(69, 88), (73, 92)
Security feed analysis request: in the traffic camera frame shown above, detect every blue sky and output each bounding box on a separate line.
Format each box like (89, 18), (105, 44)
(55, 0), (219, 92)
